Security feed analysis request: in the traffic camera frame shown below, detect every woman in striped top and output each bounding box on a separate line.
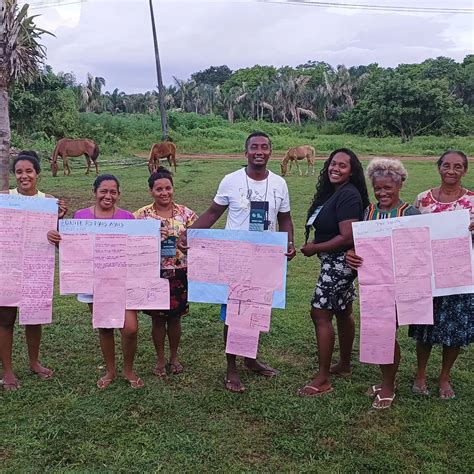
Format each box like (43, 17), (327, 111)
(346, 158), (418, 409)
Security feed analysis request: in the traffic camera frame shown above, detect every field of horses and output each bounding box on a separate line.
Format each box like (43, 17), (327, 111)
(2, 156), (473, 472)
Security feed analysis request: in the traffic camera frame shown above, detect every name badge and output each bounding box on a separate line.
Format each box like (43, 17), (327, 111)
(306, 206), (322, 227)
(161, 236), (177, 257)
(249, 201), (269, 232)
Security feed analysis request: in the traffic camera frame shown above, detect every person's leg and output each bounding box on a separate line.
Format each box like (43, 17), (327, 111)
(151, 313), (167, 376)
(224, 325), (245, 393)
(330, 305), (354, 376)
(299, 307), (335, 395)
(167, 315), (183, 374)
(413, 341), (432, 394)
(25, 324), (54, 378)
(0, 307), (19, 390)
(372, 340), (400, 408)
(97, 328), (116, 388)
(120, 310), (143, 388)
(439, 345), (460, 399)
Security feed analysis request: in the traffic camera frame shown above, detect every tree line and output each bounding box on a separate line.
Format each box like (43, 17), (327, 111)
(10, 56), (474, 144)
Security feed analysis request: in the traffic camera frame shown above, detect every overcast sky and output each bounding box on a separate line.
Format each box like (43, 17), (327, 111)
(29, 0), (474, 93)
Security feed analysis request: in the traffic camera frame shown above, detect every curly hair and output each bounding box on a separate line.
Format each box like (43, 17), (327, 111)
(366, 158), (408, 185)
(305, 148), (369, 242)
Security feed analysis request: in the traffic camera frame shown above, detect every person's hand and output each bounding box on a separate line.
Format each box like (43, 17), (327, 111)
(160, 223), (169, 241)
(469, 221), (474, 232)
(47, 230), (61, 246)
(346, 248), (363, 269)
(177, 230), (189, 252)
(285, 241), (296, 261)
(300, 242), (318, 257)
(57, 199), (68, 219)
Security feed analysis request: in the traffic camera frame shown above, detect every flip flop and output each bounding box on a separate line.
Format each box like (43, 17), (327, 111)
(412, 383), (430, 396)
(298, 385), (334, 397)
(96, 376), (114, 389)
(329, 366), (352, 378)
(168, 362), (184, 375)
(439, 386), (455, 400)
(366, 384), (382, 397)
(372, 393), (395, 410)
(30, 367), (54, 380)
(224, 378), (246, 393)
(0, 378), (20, 391)
(126, 377), (144, 389)
(244, 363), (279, 377)
(152, 365), (167, 377)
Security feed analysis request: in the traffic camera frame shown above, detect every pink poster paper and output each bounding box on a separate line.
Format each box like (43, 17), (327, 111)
(431, 237), (473, 289)
(127, 235), (160, 279)
(392, 227), (432, 277)
(218, 241), (253, 284)
(225, 325), (260, 359)
(355, 236), (394, 285)
(228, 283), (273, 305)
(126, 277), (170, 310)
(59, 233), (94, 294)
(92, 278), (126, 329)
(250, 244), (286, 291)
(396, 297), (433, 326)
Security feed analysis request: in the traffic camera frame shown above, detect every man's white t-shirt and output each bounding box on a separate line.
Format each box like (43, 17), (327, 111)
(213, 168), (291, 231)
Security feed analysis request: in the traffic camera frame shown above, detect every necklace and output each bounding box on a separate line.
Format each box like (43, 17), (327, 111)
(245, 167), (269, 201)
(93, 205), (116, 219)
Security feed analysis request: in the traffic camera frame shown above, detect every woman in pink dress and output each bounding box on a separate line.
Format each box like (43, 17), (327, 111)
(48, 174), (143, 389)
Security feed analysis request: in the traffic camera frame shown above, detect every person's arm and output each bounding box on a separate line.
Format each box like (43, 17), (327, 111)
(300, 219), (357, 257)
(45, 193), (68, 219)
(277, 211), (296, 260)
(177, 202), (228, 250)
(345, 247), (363, 270)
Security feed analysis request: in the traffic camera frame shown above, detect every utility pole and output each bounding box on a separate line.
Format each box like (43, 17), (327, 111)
(149, 0), (168, 141)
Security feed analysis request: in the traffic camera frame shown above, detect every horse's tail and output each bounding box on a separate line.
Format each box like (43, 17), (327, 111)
(309, 146), (316, 158)
(92, 143), (100, 162)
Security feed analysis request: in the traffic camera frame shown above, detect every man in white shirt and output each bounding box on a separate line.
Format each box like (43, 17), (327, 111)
(179, 131), (296, 393)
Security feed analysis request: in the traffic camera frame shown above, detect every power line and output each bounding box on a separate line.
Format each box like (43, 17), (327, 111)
(258, 0), (474, 14)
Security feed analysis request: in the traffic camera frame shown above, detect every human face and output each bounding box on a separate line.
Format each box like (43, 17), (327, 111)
(94, 180), (120, 211)
(246, 136), (272, 169)
(373, 176), (401, 211)
(150, 178), (174, 207)
(15, 160), (39, 195)
(328, 152), (351, 187)
(438, 153), (467, 186)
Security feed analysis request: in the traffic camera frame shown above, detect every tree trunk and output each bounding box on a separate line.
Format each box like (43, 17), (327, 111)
(0, 86), (11, 191)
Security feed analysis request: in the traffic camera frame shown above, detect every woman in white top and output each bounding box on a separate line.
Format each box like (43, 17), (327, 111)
(0, 151), (67, 391)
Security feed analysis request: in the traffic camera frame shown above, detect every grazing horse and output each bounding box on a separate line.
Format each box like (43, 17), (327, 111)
(50, 138), (99, 177)
(280, 145), (316, 177)
(148, 141), (177, 174)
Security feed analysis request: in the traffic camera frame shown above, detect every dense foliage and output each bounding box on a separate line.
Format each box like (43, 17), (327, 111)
(9, 56), (474, 151)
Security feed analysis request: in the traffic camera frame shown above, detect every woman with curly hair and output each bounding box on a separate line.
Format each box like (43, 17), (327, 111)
(409, 150), (474, 399)
(299, 148), (369, 397)
(346, 158), (419, 409)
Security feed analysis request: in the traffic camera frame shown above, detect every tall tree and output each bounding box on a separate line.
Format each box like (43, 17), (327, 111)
(0, 0), (51, 190)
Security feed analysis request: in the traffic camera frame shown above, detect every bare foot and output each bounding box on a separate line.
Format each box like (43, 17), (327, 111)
(329, 362), (351, 378)
(153, 364), (167, 377)
(298, 373), (332, 396)
(244, 358), (278, 377)
(96, 372), (115, 389)
(30, 362), (54, 379)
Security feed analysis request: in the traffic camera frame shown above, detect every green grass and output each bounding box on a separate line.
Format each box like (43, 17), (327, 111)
(1, 157), (473, 472)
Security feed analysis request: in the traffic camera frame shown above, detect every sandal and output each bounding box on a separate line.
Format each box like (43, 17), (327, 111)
(244, 362), (279, 377)
(30, 367), (54, 380)
(366, 384), (382, 397)
(224, 378), (246, 393)
(298, 385), (334, 397)
(372, 393), (395, 410)
(168, 362), (184, 375)
(412, 383), (430, 396)
(0, 378), (20, 391)
(439, 385), (455, 400)
(96, 376), (114, 389)
(126, 377), (144, 389)
(152, 365), (167, 377)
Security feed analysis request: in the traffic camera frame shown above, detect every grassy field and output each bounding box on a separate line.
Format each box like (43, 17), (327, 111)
(1, 156), (473, 472)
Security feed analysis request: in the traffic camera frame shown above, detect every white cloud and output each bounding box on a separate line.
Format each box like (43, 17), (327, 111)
(33, 0), (473, 93)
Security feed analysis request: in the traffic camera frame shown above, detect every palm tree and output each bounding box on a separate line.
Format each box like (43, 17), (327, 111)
(0, 0), (51, 190)
(105, 88), (126, 114)
(79, 73), (106, 113)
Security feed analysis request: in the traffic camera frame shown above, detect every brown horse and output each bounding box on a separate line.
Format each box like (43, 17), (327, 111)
(148, 142), (177, 174)
(280, 145), (316, 177)
(51, 138), (99, 177)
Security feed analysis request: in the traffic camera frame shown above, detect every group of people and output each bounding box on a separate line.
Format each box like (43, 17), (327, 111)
(0, 135), (472, 411)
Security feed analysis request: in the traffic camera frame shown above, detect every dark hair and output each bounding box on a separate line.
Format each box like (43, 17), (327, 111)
(148, 166), (173, 189)
(437, 150), (468, 170)
(305, 148), (370, 242)
(93, 174), (120, 192)
(244, 131), (272, 151)
(12, 150), (41, 174)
